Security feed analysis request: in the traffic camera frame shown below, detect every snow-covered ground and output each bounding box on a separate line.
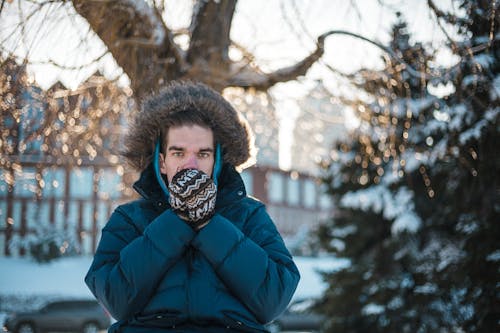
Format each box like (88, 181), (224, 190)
(0, 255), (349, 325)
(292, 256), (350, 300)
(0, 256), (94, 298)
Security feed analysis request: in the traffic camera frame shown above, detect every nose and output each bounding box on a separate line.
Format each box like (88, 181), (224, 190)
(183, 154), (198, 170)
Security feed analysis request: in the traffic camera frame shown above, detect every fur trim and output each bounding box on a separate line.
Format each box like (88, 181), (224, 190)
(123, 81), (256, 171)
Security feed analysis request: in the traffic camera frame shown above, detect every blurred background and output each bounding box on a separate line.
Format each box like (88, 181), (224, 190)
(0, 0), (498, 332)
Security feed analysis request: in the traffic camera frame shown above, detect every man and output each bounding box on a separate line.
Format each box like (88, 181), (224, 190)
(85, 81), (300, 332)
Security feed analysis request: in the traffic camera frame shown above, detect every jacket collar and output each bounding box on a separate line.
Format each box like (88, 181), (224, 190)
(215, 163), (247, 207)
(133, 162), (167, 209)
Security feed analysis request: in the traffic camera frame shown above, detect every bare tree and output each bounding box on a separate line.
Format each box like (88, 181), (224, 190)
(0, 0), (320, 99)
(1, 0), (439, 101)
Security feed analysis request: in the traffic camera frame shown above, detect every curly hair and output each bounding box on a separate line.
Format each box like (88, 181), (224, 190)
(122, 81), (256, 171)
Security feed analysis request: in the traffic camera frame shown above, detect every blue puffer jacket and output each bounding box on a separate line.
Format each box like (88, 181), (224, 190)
(85, 163), (300, 332)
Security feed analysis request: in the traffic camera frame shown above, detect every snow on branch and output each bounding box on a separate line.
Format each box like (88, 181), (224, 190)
(340, 185), (422, 235)
(459, 107), (499, 144)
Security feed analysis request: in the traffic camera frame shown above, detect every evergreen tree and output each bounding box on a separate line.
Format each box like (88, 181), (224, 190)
(316, 2), (499, 332)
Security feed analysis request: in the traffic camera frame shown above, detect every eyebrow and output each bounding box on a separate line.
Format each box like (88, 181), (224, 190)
(167, 146), (214, 153)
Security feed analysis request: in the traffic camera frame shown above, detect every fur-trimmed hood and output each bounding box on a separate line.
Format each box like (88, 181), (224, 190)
(122, 81), (256, 171)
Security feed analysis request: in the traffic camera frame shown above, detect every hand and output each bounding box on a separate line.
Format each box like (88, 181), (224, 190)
(168, 168), (217, 229)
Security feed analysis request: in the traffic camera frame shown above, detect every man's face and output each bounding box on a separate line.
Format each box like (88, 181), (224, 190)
(160, 125), (215, 183)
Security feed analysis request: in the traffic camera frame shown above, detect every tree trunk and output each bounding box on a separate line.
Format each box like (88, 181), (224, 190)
(71, 0), (327, 100)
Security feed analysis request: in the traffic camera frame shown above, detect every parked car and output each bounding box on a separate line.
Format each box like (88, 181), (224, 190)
(266, 297), (326, 332)
(3, 299), (112, 333)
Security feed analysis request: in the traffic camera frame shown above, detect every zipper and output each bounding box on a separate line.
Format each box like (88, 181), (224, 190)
(186, 246), (194, 317)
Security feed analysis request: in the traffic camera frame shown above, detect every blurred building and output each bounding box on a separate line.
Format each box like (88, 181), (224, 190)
(223, 87), (280, 168)
(0, 61), (133, 257)
(240, 166), (333, 241)
(0, 64), (333, 257)
(291, 81), (347, 174)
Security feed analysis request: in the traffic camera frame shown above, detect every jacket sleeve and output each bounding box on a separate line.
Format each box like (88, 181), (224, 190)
(191, 204), (300, 324)
(84, 206), (195, 320)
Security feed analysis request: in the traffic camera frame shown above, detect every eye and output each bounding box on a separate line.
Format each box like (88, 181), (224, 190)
(171, 151), (184, 157)
(198, 152), (210, 158)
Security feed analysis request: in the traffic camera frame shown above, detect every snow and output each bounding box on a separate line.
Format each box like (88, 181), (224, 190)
(402, 151), (423, 173)
(0, 256), (94, 298)
(414, 282), (438, 294)
(471, 53), (495, 69)
(292, 256), (350, 300)
(331, 225), (357, 238)
(448, 104), (469, 130)
(0, 256), (95, 326)
(0, 255), (350, 322)
(491, 75), (500, 99)
(486, 250), (500, 262)
(458, 118), (487, 144)
(404, 96), (436, 117)
(462, 74), (481, 88)
(391, 211), (421, 234)
(387, 296), (403, 310)
(459, 107), (499, 144)
(362, 303), (385, 315)
(340, 185), (422, 234)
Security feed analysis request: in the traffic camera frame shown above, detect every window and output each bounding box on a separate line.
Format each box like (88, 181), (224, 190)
(42, 168), (65, 198)
(54, 200), (66, 229)
(97, 201), (111, 229)
(303, 179), (317, 209)
(12, 202), (21, 231)
(20, 98), (45, 154)
(286, 177), (300, 206)
(0, 200), (6, 223)
(25, 201), (39, 229)
(70, 168), (93, 199)
(0, 169), (10, 196)
(98, 168), (122, 200)
(319, 184), (332, 209)
(268, 172), (284, 203)
(14, 167), (37, 197)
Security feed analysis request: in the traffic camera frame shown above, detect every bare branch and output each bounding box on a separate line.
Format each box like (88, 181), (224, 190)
(228, 31), (327, 90)
(0, 0), (6, 16)
(35, 51), (110, 70)
(321, 30), (436, 80)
